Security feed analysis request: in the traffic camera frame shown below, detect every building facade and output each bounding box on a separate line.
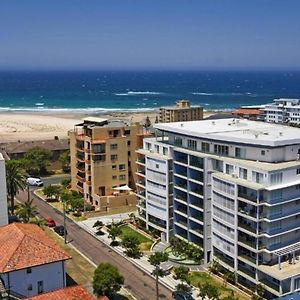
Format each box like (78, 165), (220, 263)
(159, 100), (203, 123)
(0, 223), (71, 298)
(0, 153), (8, 226)
(136, 138), (173, 242)
(140, 118), (300, 298)
(263, 98), (300, 125)
(69, 117), (147, 211)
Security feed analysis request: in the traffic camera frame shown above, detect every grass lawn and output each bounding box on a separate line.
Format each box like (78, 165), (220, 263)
(85, 206), (137, 218)
(189, 272), (250, 300)
(119, 225), (153, 251)
(44, 227), (95, 289)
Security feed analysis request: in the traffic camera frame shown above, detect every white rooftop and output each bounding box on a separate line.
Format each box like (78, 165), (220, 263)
(154, 118), (300, 147)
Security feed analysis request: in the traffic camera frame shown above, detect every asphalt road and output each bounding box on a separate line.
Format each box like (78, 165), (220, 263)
(18, 184), (173, 300)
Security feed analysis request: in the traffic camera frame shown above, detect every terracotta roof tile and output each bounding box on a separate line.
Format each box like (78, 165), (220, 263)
(26, 286), (96, 300)
(0, 223), (71, 273)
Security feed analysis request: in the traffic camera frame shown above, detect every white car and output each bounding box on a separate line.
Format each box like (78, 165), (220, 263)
(27, 177), (44, 187)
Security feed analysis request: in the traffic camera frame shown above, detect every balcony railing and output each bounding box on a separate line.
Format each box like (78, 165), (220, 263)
(260, 278), (280, 292)
(238, 236), (257, 250)
(238, 254), (256, 265)
(238, 221), (257, 234)
(238, 265), (256, 279)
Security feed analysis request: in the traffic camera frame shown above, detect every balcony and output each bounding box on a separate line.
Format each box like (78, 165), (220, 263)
(238, 254), (256, 265)
(260, 278), (280, 293)
(238, 235), (257, 250)
(76, 154), (85, 162)
(175, 181), (187, 190)
(238, 264), (256, 279)
(176, 205), (188, 215)
(238, 220), (257, 234)
(137, 158), (145, 165)
(238, 206), (257, 220)
(137, 200), (146, 208)
(175, 194), (187, 203)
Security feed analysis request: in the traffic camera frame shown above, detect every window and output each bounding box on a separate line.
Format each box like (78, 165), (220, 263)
(93, 144), (105, 153)
(119, 175), (126, 180)
(269, 236), (281, 248)
(156, 164), (159, 169)
(110, 143), (118, 150)
(261, 150), (266, 156)
(252, 171), (263, 183)
(128, 151), (131, 157)
(214, 144), (229, 156)
(155, 145), (159, 153)
(112, 175), (117, 180)
(119, 164), (126, 170)
(145, 142), (151, 150)
(187, 139), (197, 150)
(297, 168), (300, 175)
(127, 141), (131, 146)
(225, 164), (234, 175)
(174, 137), (182, 146)
(163, 147), (168, 155)
(270, 172), (283, 184)
(26, 267), (32, 274)
(239, 168), (248, 180)
(28, 284), (32, 291)
(112, 165), (116, 170)
(124, 129), (130, 135)
(37, 281), (44, 294)
(270, 220), (282, 232)
(201, 142), (210, 153)
(111, 154), (118, 161)
(294, 277), (300, 291)
(270, 205), (282, 217)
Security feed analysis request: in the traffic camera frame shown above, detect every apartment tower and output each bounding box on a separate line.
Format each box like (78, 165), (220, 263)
(69, 117), (147, 211)
(139, 118), (300, 298)
(159, 100), (203, 123)
(0, 153), (8, 226)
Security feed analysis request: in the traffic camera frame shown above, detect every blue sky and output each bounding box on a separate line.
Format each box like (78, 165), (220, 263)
(0, 0), (300, 70)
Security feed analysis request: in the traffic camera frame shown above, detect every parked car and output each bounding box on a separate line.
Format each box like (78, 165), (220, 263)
(47, 217), (56, 227)
(54, 225), (67, 236)
(26, 177), (44, 187)
(172, 291), (194, 300)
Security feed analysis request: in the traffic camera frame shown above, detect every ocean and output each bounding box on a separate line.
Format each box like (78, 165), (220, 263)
(0, 71), (299, 113)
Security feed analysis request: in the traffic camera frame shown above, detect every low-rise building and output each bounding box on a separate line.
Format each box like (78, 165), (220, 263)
(0, 153), (8, 226)
(159, 100), (203, 123)
(232, 105), (264, 121)
(0, 223), (71, 298)
(263, 98), (300, 125)
(69, 117), (148, 211)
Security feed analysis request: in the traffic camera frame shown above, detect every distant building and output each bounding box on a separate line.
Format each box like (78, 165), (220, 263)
(0, 223), (71, 298)
(69, 117), (149, 211)
(159, 100), (203, 123)
(263, 98), (300, 125)
(232, 105), (264, 121)
(26, 285), (98, 300)
(0, 153), (8, 226)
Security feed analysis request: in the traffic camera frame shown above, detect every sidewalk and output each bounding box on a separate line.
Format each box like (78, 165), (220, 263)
(78, 221), (201, 299)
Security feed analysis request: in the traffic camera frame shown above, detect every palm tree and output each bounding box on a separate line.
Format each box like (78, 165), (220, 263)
(16, 199), (36, 222)
(6, 161), (27, 214)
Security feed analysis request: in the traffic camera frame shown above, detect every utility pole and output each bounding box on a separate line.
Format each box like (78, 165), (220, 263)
(156, 265), (159, 300)
(63, 200), (67, 244)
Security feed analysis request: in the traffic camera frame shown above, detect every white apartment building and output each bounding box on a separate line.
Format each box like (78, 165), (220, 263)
(140, 118), (300, 299)
(0, 153), (8, 226)
(136, 139), (173, 242)
(264, 98), (300, 125)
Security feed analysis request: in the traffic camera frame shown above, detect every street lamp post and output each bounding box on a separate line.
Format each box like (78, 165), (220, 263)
(63, 200), (67, 244)
(156, 265), (159, 300)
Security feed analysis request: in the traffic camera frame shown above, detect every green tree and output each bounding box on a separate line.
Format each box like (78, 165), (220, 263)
(43, 184), (62, 201)
(209, 259), (221, 275)
(148, 251), (169, 267)
(16, 199), (36, 223)
(93, 220), (104, 235)
(223, 271), (236, 285)
(6, 160), (27, 214)
(252, 283), (265, 300)
(122, 233), (141, 258)
(59, 151), (70, 173)
(23, 147), (51, 175)
(173, 266), (190, 285)
(198, 282), (220, 300)
(108, 225), (122, 245)
(69, 196), (84, 212)
(93, 263), (124, 298)
(61, 178), (71, 188)
(29, 216), (47, 227)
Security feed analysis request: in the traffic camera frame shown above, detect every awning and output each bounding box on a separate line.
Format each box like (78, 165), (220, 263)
(113, 185), (132, 191)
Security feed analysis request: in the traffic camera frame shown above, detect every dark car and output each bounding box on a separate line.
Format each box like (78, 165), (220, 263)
(54, 225), (67, 236)
(172, 291), (194, 300)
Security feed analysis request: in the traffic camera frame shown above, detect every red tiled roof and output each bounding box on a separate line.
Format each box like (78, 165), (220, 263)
(0, 223), (71, 273)
(26, 286), (96, 300)
(232, 108), (261, 115)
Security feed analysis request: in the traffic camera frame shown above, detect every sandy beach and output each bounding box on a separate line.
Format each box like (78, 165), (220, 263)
(0, 111), (217, 143)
